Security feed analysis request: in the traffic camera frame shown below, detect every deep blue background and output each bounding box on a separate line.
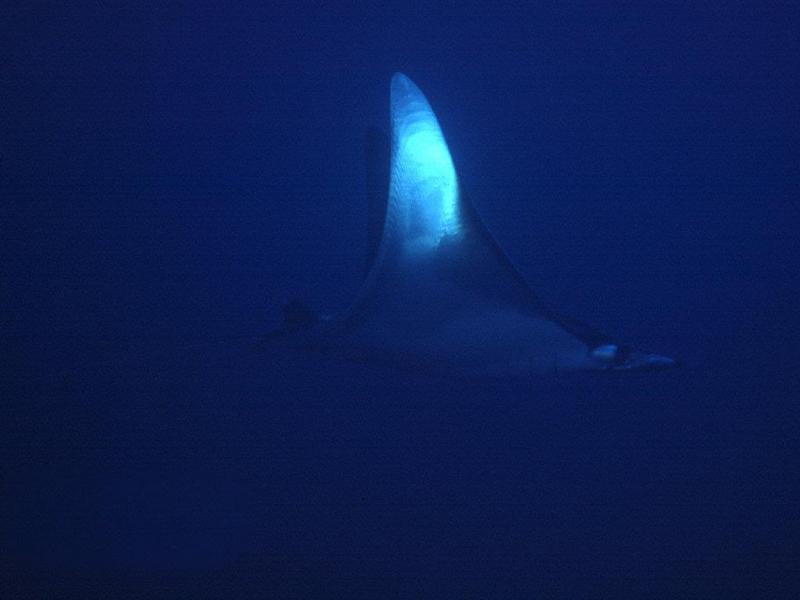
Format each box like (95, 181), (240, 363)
(3, 3), (798, 598)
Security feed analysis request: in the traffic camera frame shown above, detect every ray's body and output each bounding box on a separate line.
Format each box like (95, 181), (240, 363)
(273, 74), (675, 376)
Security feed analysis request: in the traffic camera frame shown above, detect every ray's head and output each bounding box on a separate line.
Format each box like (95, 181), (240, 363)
(589, 344), (678, 372)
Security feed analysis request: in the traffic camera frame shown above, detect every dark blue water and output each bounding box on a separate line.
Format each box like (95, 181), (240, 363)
(3, 4), (798, 598)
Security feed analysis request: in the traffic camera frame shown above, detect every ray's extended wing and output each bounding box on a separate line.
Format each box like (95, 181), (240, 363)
(346, 74), (600, 343)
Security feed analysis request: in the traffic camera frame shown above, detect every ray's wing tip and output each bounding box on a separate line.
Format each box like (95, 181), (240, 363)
(391, 72), (413, 90)
(390, 72), (426, 111)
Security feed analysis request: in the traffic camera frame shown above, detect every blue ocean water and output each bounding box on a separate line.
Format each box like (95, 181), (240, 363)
(2, 4), (798, 598)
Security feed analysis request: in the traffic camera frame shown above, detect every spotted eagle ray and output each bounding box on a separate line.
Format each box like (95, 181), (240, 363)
(268, 73), (676, 376)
